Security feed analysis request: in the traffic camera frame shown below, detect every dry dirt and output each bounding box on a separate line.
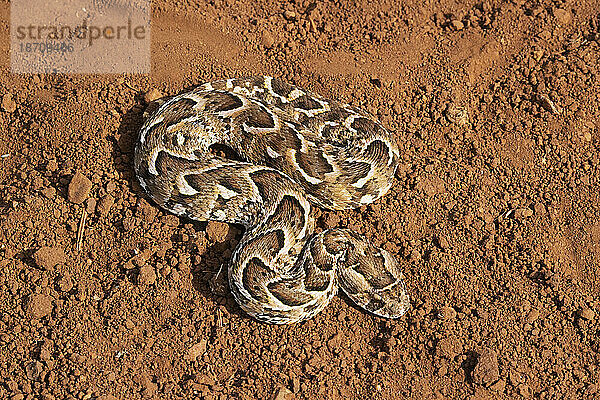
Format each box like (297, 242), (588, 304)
(1, 0), (600, 399)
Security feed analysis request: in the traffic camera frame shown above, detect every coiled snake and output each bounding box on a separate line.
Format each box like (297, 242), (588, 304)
(134, 76), (410, 324)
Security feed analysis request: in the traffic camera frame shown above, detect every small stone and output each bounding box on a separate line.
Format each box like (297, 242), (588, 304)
(86, 198), (97, 214)
(25, 360), (44, 381)
(125, 319), (135, 329)
(188, 340), (207, 361)
(526, 309), (539, 323)
(144, 88), (163, 103)
(437, 235), (449, 250)
(439, 305), (456, 320)
(514, 208), (533, 218)
(273, 385), (294, 400)
(579, 307), (595, 320)
(261, 30), (275, 48)
(451, 20), (464, 30)
(553, 8), (571, 25)
(323, 213), (340, 229)
(33, 246), (66, 269)
(68, 172), (92, 204)
(473, 348), (500, 387)
(138, 266), (157, 285)
(96, 396), (118, 400)
(533, 202), (546, 215)
(41, 187), (56, 199)
(583, 129), (592, 142)
(195, 373), (215, 386)
(97, 195), (115, 217)
(2, 93), (17, 112)
(538, 94), (559, 114)
(283, 10), (297, 21)
(436, 336), (461, 359)
(26, 294), (53, 319)
(489, 379), (506, 392)
(206, 221), (229, 243)
(56, 274), (73, 292)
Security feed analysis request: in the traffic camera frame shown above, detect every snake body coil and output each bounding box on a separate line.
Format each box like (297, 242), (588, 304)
(134, 76), (409, 324)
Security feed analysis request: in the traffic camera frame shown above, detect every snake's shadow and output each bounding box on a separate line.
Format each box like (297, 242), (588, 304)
(113, 97), (248, 321)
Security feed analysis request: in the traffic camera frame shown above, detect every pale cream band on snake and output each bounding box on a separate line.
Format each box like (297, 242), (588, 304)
(134, 76), (410, 324)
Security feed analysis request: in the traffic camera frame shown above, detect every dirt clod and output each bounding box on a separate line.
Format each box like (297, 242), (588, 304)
(26, 294), (53, 319)
(33, 246), (66, 270)
(2, 93), (16, 112)
(138, 265), (157, 285)
(68, 172), (92, 204)
(206, 221), (229, 243)
(473, 348), (500, 387)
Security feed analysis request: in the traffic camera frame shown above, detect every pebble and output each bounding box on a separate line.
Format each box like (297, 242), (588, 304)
(439, 305), (457, 320)
(97, 195), (115, 217)
(25, 360), (44, 381)
(56, 274), (73, 292)
(144, 88), (163, 103)
(283, 10), (297, 21)
(514, 208), (533, 218)
(451, 20), (464, 30)
(33, 246), (66, 270)
(68, 172), (92, 204)
(41, 187), (56, 199)
(273, 385), (295, 400)
(437, 235), (449, 250)
(206, 221), (229, 243)
(188, 339), (207, 361)
(26, 294), (53, 319)
(436, 336), (461, 359)
(86, 198), (97, 214)
(526, 309), (540, 323)
(138, 266), (157, 285)
(2, 93), (17, 112)
(261, 30), (275, 48)
(579, 307), (595, 320)
(472, 348), (499, 387)
(134, 373), (157, 396)
(553, 8), (572, 25)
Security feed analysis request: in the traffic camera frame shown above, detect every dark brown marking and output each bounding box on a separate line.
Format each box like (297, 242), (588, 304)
(290, 95), (322, 111)
(352, 254), (396, 290)
(265, 195), (305, 230)
(365, 297), (386, 313)
(321, 109), (352, 122)
(302, 301), (323, 316)
(303, 257), (332, 292)
(267, 279), (313, 306)
(185, 169), (246, 197)
(249, 169), (287, 203)
(344, 161), (371, 183)
(242, 257), (275, 303)
(363, 139), (390, 164)
(246, 76), (266, 88)
(242, 107), (275, 128)
(350, 116), (378, 133)
(270, 78), (293, 98)
(161, 98), (198, 127)
(245, 229), (286, 260)
(295, 150), (334, 176)
(205, 91), (243, 112)
(281, 125), (303, 150)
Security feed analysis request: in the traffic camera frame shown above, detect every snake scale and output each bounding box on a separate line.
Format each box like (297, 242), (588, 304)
(134, 76), (410, 324)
